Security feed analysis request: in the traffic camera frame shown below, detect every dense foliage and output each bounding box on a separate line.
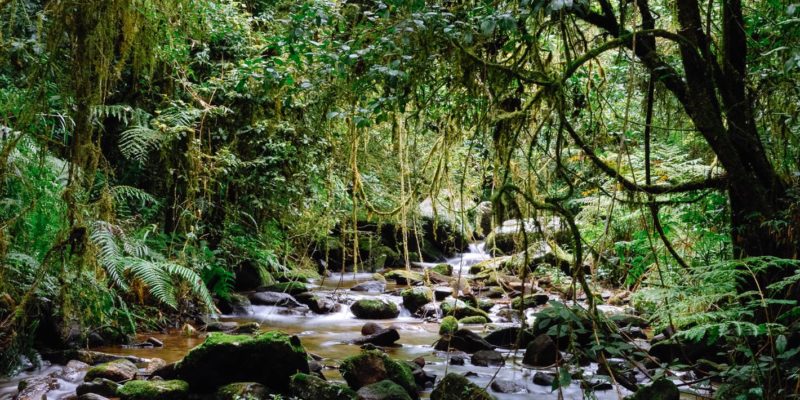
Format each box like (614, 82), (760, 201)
(1, 0), (798, 397)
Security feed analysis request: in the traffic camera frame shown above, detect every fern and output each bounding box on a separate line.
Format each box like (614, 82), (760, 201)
(90, 221), (214, 311)
(119, 125), (164, 164)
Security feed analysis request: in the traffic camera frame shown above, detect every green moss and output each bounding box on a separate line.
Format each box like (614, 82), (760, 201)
(431, 264), (453, 276)
(350, 299), (399, 319)
(401, 287), (433, 312)
(290, 373), (356, 400)
(216, 382), (271, 400)
(117, 380), (189, 400)
(84, 358), (137, 382)
(440, 299), (490, 321)
(510, 294), (548, 310)
(458, 316), (488, 324)
(340, 350), (417, 398)
(439, 316), (459, 335)
(384, 269), (424, 285)
(358, 380), (412, 400)
(265, 281), (308, 295)
(430, 373), (493, 400)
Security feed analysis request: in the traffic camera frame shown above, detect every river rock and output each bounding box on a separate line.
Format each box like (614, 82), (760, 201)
(438, 316), (458, 335)
(483, 327), (535, 349)
(248, 291), (303, 307)
(361, 322), (384, 335)
(146, 337), (163, 347)
(295, 292), (341, 314)
(523, 334), (559, 367)
(509, 293), (549, 310)
(117, 379), (189, 400)
(84, 358), (138, 382)
(76, 378), (120, 397)
(233, 260), (268, 291)
(357, 380), (413, 400)
(430, 373), (493, 400)
(352, 327), (400, 346)
(458, 316), (488, 324)
(440, 299), (490, 321)
(60, 359), (89, 382)
(628, 378), (679, 400)
(77, 394), (111, 400)
(351, 281), (387, 293)
(384, 269), (424, 285)
(351, 299), (400, 319)
(14, 375), (58, 400)
(217, 293), (252, 315)
(206, 321), (239, 332)
(490, 379), (525, 394)
(609, 313), (649, 329)
(532, 372), (555, 386)
(262, 281), (309, 295)
(339, 350), (418, 399)
(414, 303), (440, 318)
(471, 350), (504, 366)
(433, 287), (452, 301)
(434, 329), (494, 353)
(401, 287), (432, 313)
(175, 331), (309, 392)
(215, 382), (272, 400)
(290, 373), (357, 400)
(431, 264), (453, 276)
(232, 321), (260, 334)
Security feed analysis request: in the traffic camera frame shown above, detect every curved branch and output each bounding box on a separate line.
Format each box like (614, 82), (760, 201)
(561, 116), (727, 195)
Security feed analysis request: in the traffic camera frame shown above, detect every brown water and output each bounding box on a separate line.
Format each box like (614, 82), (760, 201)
(1, 244), (654, 399)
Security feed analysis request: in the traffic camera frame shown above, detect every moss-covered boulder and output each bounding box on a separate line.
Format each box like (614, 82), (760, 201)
(430, 373), (494, 400)
(628, 378), (679, 400)
(340, 350), (418, 399)
(290, 373), (356, 400)
(175, 331), (309, 392)
(384, 270), (424, 286)
(401, 287), (432, 313)
(351, 299), (400, 319)
(84, 358), (138, 382)
(215, 382), (272, 400)
(434, 329), (494, 353)
(116, 380), (189, 400)
(510, 293), (549, 310)
(357, 380), (413, 400)
(458, 316), (488, 325)
(440, 299), (490, 321)
(431, 264), (453, 276)
(263, 281), (309, 295)
(217, 293), (252, 315)
(438, 316), (459, 335)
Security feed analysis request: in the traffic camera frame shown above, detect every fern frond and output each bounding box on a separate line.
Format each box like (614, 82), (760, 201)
(163, 262), (215, 311)
(127, 257), (176, 308)
(120, 126), (162, 163)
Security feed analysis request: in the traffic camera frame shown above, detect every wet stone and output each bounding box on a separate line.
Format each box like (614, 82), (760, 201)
(471, 350), (505, 367)
(490, 379), (526, 394)
(532, 372), (555, 386)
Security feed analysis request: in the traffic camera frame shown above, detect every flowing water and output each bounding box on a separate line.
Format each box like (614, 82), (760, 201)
(0, 243), (638, 400)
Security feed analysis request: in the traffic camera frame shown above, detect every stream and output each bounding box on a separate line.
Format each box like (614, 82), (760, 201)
(0, 243), (641, 400)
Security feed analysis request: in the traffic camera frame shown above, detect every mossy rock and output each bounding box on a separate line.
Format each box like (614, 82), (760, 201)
(476, 299), (495, 312)
(263, 281), (309, 295)
(290, 373), (356, 400)
(384, 269), (424, 285)
(458, 316), (488, 325)
(276, 268), (319, 283)
(430, 373), (494, 400)
(510, 293), (549, 310)
(628, 378), (679, 400)
(401, 287), (433, 313)
(215, 382), (272, 400)
(84, 358), (138, 382)
(431, 264), (453, 276)
(176, 331), (309, 392)
(357, 379), (413, 400)
(117, 379), (189, 400)
(340, 350), (418, 399)
(351, 299), (400, 319)
(440, 299), (490, 321)
(439, 316), (459, 335)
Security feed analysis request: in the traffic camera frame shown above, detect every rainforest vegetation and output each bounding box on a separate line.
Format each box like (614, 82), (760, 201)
(0, 0), (799, 399)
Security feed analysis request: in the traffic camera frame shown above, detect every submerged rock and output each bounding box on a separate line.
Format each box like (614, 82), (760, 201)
(116, 380), (189, 400)
(215, 382), (272, 400)
(471, 350), (504, 367)
(483, 327), (535, 349)
(351, 281), (387, 293)
(351, 299), (400, 319)
(628, 378), (679, 400)
(357, 380), (413, 400)
(295, 292), (341, 314)
(84, 358), (138, 382)
(352, 327), (401, 347)
(339, 350), (418, 399)
(248, 291), (303, 308)
(434, 329), (494, 353)
(522, 334), (559, 367)
(76, 378), (121, 398)
(14, 375), (58, 400)
(401, 287), (433, 313)
(175, 331), (309, 392)
(290, 373), (357, 400)
(430, 373), (494, 400)
(532, 372), (555, 386)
